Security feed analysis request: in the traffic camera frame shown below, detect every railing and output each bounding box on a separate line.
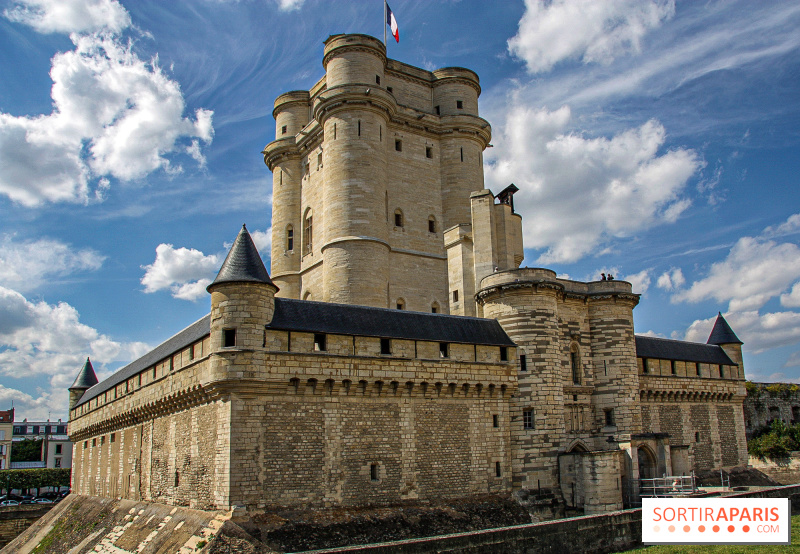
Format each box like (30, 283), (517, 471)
(639, 474), (697, 498)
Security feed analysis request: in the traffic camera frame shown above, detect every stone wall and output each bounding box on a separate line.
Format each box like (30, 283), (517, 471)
(749, 454), (800, 485)
(0, 504), (52, 550)
(744, 382), (800, 436)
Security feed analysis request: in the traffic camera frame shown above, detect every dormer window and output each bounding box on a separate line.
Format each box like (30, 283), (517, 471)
(314, 333), (326, 352)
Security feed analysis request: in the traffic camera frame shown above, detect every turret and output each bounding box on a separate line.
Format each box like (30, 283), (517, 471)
(707, 312), (744, 369)
(69, 358), (98, 410)
(207, 225), (278, 353)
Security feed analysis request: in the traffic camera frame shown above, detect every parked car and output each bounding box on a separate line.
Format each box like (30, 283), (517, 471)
(0, 500), (19, 507)
(33, 498), (53, 504)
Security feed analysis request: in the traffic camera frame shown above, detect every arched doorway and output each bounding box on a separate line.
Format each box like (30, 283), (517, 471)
(637, 445), (657, 480)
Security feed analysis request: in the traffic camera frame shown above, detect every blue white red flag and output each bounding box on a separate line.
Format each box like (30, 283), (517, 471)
(386, 3), (399, 43)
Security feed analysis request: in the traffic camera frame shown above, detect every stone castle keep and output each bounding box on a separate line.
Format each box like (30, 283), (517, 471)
(67, 34), (748, 517)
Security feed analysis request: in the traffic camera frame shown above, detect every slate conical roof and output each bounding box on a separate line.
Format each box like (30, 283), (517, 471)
(70, 358), (98, 391)
(707, 312), (743, 345)
(207, 224), (274, 291)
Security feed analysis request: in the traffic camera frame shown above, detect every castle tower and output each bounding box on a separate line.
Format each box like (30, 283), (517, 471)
(69, 357), (98, 410)
(263, 33), (492, 312)
(707, 312), (744, 369)
(207, 225), (278, 355)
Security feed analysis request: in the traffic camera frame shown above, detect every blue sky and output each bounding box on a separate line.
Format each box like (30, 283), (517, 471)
(1, 0), (799, 420)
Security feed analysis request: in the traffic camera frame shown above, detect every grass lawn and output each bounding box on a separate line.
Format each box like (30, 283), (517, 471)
(637, 514), (800, 552)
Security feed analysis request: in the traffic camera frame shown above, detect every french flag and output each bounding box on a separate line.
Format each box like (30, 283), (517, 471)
(386, 3), (399, 43)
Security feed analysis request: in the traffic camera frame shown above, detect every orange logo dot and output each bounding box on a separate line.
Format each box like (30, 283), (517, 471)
(668, 525), (676, 533)
(698, 525), (706, 532)
(743, 525), (750, 533)
(683, 525), (690, 532)
(653, 525), (661, 533)
(728, 525), (735, 533)
(713, 525), (720, 532)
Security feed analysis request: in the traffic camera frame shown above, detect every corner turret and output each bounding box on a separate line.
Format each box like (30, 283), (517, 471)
(707, 312), (743, 369)
(69, 358), (98, 410)
(207, 225), (278, 353)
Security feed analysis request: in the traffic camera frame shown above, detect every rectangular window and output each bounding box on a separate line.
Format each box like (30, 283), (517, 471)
(439, 342), (449, 358)
(500, 347), (508, 361)
(84, 441), (88, 450)
(54, 458), (61, 468)
(189, 344), (195, 361)
(281, 125), (287, 135)
(492, 414), (499, 428)
(428, 219), (436, 233)
(395, 139), (402, 151)
(314, 333), (326, 352)
(604, 409), (614, 427)
(357, 120), (361, 137)
(696, 362), (701, 376)
(304, 215), (313, 254)
(380, 338), (391, 355)
(695, 431), (700, 442)
(55, 444), (62, 454)
(287, 228), (294, 251)
(523, 409), (534, 429)
(370, 463), (379, 481)
(642, 358), (649, 374)
(92, 438), (96, 447)
(386, 86), (392, 93)
(0, 431), (4, 441)
(719, 364), (724, 378)
(101, 435), (105, 445)
(395, 212), (402, 227)
(453, 290), (459, 302)
(460, 147), (463, 162)
(110, 433), (116, 443)
(426, 146), (432, 158)
(495, 461), (501, 478)
(375, 75), (381, 85)
(457, 100), (463, 109)
(317, 152), (322, 167)
(223, 328), (236, 347)
(520, 354), (527, 372)
(671, 360), (677, 375)
(434, 105), (440, 115)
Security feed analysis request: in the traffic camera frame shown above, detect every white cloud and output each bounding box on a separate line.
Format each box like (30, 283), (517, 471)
(0, 3), (214, 207)
(276, 0), (305, 11)
(140, 244), (220, 301)
(250, 228), (272, 254)
(485, 106), (701, 263)
(684, 311), (800, 355)
(0, 235), (104, 292)
(625, 269), (651, 295)
(780, 283), (800, 309)
(4, 0), (130, 34)
(674, 237), (800, 312)
(763, 213), (800, 238)
(508, 0), (675, 74)
(784, 352), (800, 369)
(656, 267), (685, 291)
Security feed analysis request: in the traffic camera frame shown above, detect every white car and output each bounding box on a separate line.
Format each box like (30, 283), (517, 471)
(0, 500), (19, 506)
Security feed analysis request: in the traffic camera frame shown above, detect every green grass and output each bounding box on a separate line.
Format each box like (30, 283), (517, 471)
(637, 514), (800, 552)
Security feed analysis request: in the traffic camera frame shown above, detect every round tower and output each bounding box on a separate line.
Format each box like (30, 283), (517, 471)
(69, 357), (98, 411)
(432, 68), (488, 230)
(707, 312), (744, 371)
(316, 34), (395, 306)
(207, 225), (278, 354)
(266, 91), (309, 299)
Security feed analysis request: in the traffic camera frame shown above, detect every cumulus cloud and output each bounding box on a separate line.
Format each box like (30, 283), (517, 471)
(656, 267), (685, 291)
(250, 228), (272, 254)
(674, 237), (800, 311)
(0, 285), (149, 418)
(485, 105), (701, 264)
(683, 310), (800, 355)
(0, 2), (214, 207)
(508, 0), (675, 73)
(4, 0), (130, 34)
(625, 269), (651, 295)
(276, 0), (305, 11)
(0, 235), (104, 292)
(140, 244), (220, 301)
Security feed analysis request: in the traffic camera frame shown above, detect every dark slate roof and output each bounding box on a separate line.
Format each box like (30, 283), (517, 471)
(707, 312), (743, 345)
(74, 315), (211, 407)
(268, 298), (516, 346)
(208, 225), (274, 290)
(635, 335), (736, 365)
(69, 358), (98, 391)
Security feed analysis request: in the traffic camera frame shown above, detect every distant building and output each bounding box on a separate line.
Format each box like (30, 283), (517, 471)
(0, 408), (13, 470)
(12, 418), (72, 469)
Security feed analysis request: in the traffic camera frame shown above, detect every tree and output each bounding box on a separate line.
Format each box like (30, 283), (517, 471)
(11, 438), (43, 462)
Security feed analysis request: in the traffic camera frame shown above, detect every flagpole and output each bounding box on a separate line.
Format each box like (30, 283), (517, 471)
(383, 0), (387, 46)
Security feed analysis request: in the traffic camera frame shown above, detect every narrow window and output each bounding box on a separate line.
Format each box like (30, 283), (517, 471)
(439, 343), (449, 358)
(495, 461), (502, 478)
(434, 105), (440, 115)
(101, 436), (105, 446)
(696, 362), (701, 376)
(380, 338), (391, 355)
(523, 409), (534, 429)
(453, 290), (459, 302)
(370, 463), (379, 481)
(520, 354), (527, 372)
(604, 409), (614, 427)
(500, 347), (508, 361)
(426, 146), (432, 159)
(695, 431), (700, 442)
(189, 344), (195, 361)
(396, 299), (405, 310)
(54, 458), (61, 468)
(395, 139), (402, 151)
(175, 471), (180, 487)
(314, 333), (326, 352)
(643, 358), (649, 374)
(571, 347), (581, 384)
(456, 100), (463, 109)
(281, 125), (287, 135)
(110, 433), (116, 443)
(84, 441), (88, 450)
(334, 122), (337, 139)
(169, 357), (174, 371)
(317, 152), (322, 167)
(223, 328), (236, 347)
(428, 217), (436, 233)
(358, 120), (361, 137)
(719, 364), (724, 378)
(287, 225), (294, 251)
(460, 147), (463, 162)
(375, 75), (381, 85)
(55, 444), (62, 455)
(492, 415), (499, 428)
(153, 367), (157, 379)
(304, 210), (313, 254)
(394, 210), (403, 227)
(379, 125), (382, 141)
(386, 86), (392, 93)
(431, 302), (440, 314)
(671, 360), (677, 375)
